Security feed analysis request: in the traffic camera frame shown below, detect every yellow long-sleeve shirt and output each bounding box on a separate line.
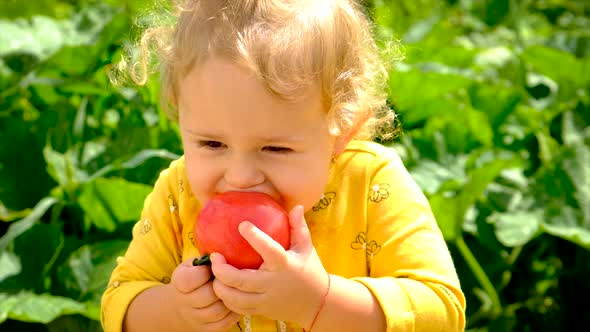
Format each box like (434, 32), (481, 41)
(101, 140), (466, 332)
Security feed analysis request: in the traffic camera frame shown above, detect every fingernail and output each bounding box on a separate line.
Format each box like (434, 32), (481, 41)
(239, 221), (253, 233)
(290, 205), (303, 218)
(296, 205), (304, 214)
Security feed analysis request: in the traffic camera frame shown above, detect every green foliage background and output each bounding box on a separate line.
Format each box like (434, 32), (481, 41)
(0, 0), (589, 331)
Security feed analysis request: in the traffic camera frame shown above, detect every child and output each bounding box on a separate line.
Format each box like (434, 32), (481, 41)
(101, 0), (466, 331)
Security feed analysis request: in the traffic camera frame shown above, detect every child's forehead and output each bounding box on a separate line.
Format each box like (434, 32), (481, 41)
(179, 59), (327, 142)
(182, 56), (323, 106)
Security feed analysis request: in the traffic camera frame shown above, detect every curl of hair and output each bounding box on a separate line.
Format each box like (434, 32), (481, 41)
(111, 0), (404, 142)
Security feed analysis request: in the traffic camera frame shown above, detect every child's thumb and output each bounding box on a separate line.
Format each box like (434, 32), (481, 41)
(171, 259), (211, 293)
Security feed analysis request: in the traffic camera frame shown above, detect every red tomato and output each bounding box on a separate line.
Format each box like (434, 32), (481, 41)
(193, 191), (290, 269)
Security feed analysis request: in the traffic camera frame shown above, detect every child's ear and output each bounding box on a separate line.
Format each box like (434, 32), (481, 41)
(333, 133), (353, 156)
(333, 113), (367, 156)
(332, 109), (370, 156)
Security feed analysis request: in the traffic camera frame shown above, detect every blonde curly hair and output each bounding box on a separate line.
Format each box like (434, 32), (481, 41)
(114, 0), (402, 141)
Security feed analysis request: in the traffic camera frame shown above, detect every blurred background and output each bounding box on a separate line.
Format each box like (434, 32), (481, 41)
(0, 0), (589, 331)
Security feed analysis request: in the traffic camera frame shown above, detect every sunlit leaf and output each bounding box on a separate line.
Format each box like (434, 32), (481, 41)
(78, 178), (152, 232)
(430, 192), (459, 241)
(543, 206), (590, 250)
(0, 291), (86, 324)
(0, 250), (21, 283)
(542, 224), (590, 250)
(561, 144), (590, 225)
(410, 158), (466, 195)
(522, 45), (590, 88)
(490, 210), (543, 247)
(43, 144), (88, 188)
(456, 154), (523, 231)
(389, 68), (473, 111)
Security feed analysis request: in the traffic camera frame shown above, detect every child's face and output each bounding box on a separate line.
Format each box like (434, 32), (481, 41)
(177, 57), (338, 212)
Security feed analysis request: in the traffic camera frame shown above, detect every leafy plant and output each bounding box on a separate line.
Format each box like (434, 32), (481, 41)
(1, 0), (180, 329)
(368, 0), (590, 330)
(1, 0), (589, 331)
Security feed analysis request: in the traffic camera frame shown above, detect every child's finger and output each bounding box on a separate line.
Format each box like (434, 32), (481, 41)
(210, 252), (266, 293)
(171, 259), (212, 293)
(288, 205), (313, 251)
(238, 221), (288, 269)
(187, 280), (219, 309)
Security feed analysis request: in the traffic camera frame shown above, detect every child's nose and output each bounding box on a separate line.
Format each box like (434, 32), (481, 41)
(224, 155), (264, 189)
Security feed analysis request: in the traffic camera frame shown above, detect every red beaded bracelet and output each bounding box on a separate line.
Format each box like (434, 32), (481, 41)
(305, 274), (331, 332)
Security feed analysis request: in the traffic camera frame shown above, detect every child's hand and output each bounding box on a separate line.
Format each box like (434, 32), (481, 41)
(211, 205), (330, 329)
(168, 259), (242, 331)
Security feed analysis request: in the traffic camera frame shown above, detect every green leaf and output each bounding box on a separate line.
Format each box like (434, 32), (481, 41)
(410, 158), (466, 195)
(0, 250), (21, 283)
(72, 97), (87, 142)
(0, 115), (56, 211)
(400, 98), (458, 127)
(0, 0), (69, 19)
(473, 46), (516, 69)
(469, 84), (521, 132)
(81, 139), (108, 167)
(542, 206), (590, 250)
(6, 223), (63, 291)
(89, 149), (180, 180)
(0, 197), (57, 252)
(43, 144), (89, 189)
(458, 156), (522, 220)
(78, 178), (152, 232)
(561, 144), (590, 225)
(522, 45), (590, 89)
(0, 16), (64, 61)
(57, 240), (128, 298)
(561, 110), (584, 147)
(422, 107), (494, 154)
(47, 314), (103, 332)
(0, 291), (86, 324)
(403, 13), (440, 44)
(535, 129), (561, 165)
(0, 4), (117, 61)
(430, 192), (459, 241)
(490, 209), (543, 247)
(389, 68), (473, 111)
(371, 0), (441, 41)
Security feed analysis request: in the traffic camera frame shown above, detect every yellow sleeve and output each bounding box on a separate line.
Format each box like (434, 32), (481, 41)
(100, 160), (186, 332)
(352, 148), (466, 332)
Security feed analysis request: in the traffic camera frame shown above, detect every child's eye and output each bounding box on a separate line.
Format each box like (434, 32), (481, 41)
(199, 140), (226, 149)
(262, 146), (292, 154)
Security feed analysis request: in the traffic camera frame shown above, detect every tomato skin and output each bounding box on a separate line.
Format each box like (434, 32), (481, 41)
(194, 191), (290, 269)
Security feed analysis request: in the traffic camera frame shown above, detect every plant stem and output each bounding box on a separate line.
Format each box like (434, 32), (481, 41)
(193, 254), (211, 266)
(455, 235), (502, 318)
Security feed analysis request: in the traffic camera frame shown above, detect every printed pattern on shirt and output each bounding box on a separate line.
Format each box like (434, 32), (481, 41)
(179, 178), (185, 193)
(368, 183), (390, 203)
(137, 218), (152, 235)
(188, 231), (195, 247)
(312, 192), (336, 211)
(351, 231), (382, 259)
(168, 194), (178, 214)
